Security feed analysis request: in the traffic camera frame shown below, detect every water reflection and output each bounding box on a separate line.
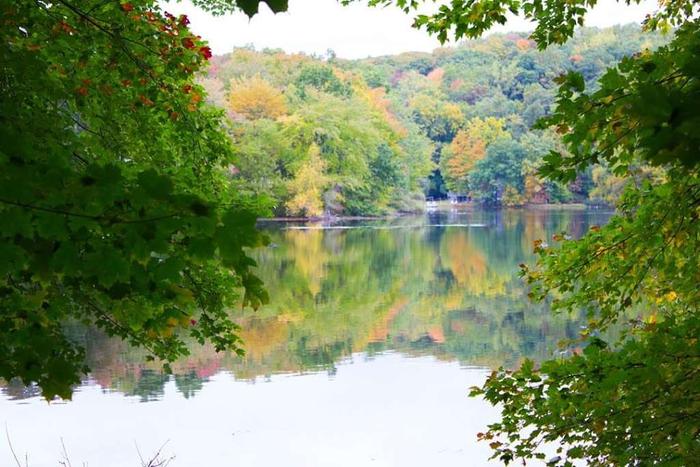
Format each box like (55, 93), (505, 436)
(0, 209), (612, 466)
(2, 209), (610, 401)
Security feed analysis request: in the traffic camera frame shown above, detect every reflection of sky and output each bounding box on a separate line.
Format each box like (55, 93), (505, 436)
(1, 353), (497, 466)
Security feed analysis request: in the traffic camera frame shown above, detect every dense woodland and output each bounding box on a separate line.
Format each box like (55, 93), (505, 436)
(203, 25), (666, 216)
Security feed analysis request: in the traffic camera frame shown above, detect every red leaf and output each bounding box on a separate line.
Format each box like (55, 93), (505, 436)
(182, 37), (196, 49)
(199, 46), (212, 60)
(138, 94), (154, 106)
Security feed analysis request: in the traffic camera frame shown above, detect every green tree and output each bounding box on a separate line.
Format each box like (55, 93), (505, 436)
(0, 0), (279, 399)
(294, 64), (353, 99)
(469, 136), (525, 205)
(229, 118), (294, 209)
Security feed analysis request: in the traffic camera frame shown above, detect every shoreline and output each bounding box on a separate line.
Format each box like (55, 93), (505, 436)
(257, 203), (608, 222)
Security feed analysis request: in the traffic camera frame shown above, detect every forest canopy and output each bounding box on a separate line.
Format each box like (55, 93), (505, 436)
(207, 25), (666, 214)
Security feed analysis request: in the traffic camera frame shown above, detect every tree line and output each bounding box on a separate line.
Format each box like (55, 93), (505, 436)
(206, 24), (666, 215)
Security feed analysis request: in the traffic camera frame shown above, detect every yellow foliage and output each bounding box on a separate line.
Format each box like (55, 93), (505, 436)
(443, 102), (464, 123)
(285, 227), (329, 296)
(590, 165), (627, 205)
(522, 160), (547, 204)
(228, 75), (287, 120)
(502, 184), (524, 207)
(523, 174), (546, 203)
(444, 130), (486, 180)
(286, 144), (329, 217)
(466, 117), (508, 145)
(237, 318), (289, 360)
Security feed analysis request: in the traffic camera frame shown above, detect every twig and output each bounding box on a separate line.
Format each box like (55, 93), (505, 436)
(0, 197), (182, 225)
(5, 424), (26, 467)
(136, 440), (174, 467)
(60, 438), (73, 467)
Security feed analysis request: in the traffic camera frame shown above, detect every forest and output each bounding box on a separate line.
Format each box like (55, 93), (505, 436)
(207, 25), (666, 216)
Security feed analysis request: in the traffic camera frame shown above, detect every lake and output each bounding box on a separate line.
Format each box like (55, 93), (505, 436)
(0, 208), (611, 466)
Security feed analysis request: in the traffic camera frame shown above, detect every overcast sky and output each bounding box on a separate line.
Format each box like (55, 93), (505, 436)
(163, 0), (659, 59)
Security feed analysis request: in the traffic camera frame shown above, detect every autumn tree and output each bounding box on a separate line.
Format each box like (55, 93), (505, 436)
(286, 144), (329, 217)
(228, 75), (287, 120)
(589, 165), (627, 205)
(440, 117), (508, 194)
(409, 93), (464, 142)
(209, 48), (433, 216)
(465, 116), (508, 145)
(439, 130), (486, 193)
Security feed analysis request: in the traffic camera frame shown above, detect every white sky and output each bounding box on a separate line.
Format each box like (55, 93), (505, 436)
(163, 0), (660, 59)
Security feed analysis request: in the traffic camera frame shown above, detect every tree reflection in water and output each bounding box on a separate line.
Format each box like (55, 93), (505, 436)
(2, 209), (611, 401)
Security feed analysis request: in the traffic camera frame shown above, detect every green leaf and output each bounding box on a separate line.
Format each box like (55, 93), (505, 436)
(138, 169), (174, 200)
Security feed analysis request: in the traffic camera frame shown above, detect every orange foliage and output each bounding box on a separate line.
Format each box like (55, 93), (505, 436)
(427, 67), (445, 83)
(427, 325), (445, 343)
(516, 38), (532, 50)
(444, 233), (487, 285)
(364, 87), (406, 136)
(441, 231), (510, 296)
(368, 297), (409, 343)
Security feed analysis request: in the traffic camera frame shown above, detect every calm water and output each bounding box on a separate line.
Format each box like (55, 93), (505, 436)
(0, 209), (611, 466)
